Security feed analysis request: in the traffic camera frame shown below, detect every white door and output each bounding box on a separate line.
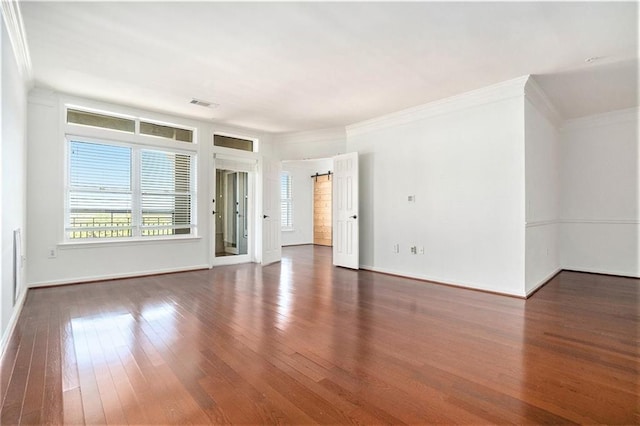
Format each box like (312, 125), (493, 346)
(333, 152), (359, 269)
(262, 158), (281, 265)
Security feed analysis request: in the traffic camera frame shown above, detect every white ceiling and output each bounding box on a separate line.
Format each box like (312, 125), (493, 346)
(20, 1), (638, 133)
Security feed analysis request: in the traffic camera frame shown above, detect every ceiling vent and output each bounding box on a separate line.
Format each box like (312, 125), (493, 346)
(190, 98), (218, 108)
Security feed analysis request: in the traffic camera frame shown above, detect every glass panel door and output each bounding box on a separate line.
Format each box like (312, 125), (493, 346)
(215, 169), (249, 257)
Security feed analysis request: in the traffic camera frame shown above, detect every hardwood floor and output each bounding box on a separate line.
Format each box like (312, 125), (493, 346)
(1, 245), (638, 424)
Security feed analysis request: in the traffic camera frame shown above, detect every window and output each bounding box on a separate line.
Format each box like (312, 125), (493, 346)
(67, 108), (194, 143)
(281, 172), (293, 230)
(140, 121), (193, 143)
(67, 109), (135, 133)
(67, 139), (196, 240)
(214, 134), (254, 152)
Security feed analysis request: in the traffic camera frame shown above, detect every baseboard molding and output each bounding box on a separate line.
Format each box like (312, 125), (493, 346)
(562, 267), (640, 279)
(28, 264), (210, 288)
(358, 264), (639, 300)
(359, 265), (525, 298)
(525, 268), (562, 298)
(0, 287), (28, 362)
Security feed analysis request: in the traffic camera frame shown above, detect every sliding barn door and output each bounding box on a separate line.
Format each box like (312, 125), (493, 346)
(314, 175), (332, 246)
(332, 152), (359, 269)
(262, 158), (281, 265)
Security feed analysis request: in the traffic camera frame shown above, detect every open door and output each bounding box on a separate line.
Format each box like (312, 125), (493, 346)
(333, 152), (359, 269)
(262, 158), (281, 265)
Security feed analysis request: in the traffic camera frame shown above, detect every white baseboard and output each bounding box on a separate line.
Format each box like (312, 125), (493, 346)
(359, 264), (525, 297)
(526, 267), (562, 297)
(27, 264), (210, 288)
(561, 266), (640, 279)
(0, 287), (28, 361)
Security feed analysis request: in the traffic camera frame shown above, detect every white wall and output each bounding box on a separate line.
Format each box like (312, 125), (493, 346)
(346, 78), (527, 296)
(26, 90), (273, 286)
(1, 16), (28, 349)
(281, 158), (333, 246)
(524, 94), (561, 294)
(560, 108), (639, 277)
(274, 127), (346, 161)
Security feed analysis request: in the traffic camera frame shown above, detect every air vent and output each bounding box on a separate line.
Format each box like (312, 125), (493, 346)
(190, 98), (218, 108)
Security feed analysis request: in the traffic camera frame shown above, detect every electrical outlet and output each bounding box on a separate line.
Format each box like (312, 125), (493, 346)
(393, 244), (399, 253)
(410, 246), (417, 254)
(408, 195), (416, 203)
(48, 247), (57, 259)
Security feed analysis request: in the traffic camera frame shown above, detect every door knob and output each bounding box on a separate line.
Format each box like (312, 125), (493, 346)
(350, 215), (357, 219)
(263, 215), (269, 219)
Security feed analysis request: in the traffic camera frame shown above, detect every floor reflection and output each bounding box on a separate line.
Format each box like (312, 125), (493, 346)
(6, 246), (638, 424)
(276, 257), (294, 331)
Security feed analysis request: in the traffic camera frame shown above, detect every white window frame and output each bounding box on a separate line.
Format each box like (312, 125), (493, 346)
(281, 171), (293, 231)
(63, 104), (198, 243)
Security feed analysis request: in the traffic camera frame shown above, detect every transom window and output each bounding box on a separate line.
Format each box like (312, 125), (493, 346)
(67, 108), (194, 143)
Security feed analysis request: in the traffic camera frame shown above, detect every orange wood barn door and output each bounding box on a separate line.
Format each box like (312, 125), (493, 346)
(313, 175), (332, 246)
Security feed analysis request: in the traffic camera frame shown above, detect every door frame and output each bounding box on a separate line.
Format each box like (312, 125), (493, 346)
(210, 140), (260, 268)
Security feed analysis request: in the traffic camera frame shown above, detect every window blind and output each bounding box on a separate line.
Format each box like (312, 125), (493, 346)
(67, 141), (133, 239)
(281, 172), (292, 229)
(66, 139), (196, 240)
(141, 150), (194, 236)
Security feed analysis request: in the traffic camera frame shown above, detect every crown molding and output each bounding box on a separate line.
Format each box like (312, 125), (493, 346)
(1, 0), (33, 83)
(274, 126), (346, 145)
(524, 76), (563, 127)
(561, 106), (640, 132)
(346, 75), (529, 137)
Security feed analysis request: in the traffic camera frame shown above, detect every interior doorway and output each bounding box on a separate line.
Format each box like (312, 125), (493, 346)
(280, 153), (359, 269)
(215, 169), (249, 256)
(313, 174), (332, 246)
(211, 149), (257, 267)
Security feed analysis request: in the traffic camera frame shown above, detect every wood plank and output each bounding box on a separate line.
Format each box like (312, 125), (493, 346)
(1, 247), (638, 424)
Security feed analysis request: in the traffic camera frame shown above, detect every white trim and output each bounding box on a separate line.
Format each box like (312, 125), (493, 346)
(273, 127), (346, 145)
(58, 235), (202, 249)
(560, 219), (640, 225)
(28, 264), (210, 288)
(359, 264), (525, 297)
(562, 266), (640, 279)
(0, 287), (28, 362)
(525, 219), (560, 228)
(211, 254), (253, 267)
(524, 77), (563, 127)
(346, 75), (529, 137)
(526, 267), (562, 297)
(561, 107), (640, 132)
(0, 0), (32, 83)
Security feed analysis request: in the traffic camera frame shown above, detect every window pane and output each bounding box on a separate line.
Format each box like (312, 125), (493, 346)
(67, 109), (135, 133)
(280, 172), (292, 229)
(141, 150), (194, 236)
(67, 141), (133, 239)
(140, 121), (193, 143)
(70, 141), (131, 191)
(214, 135), (253, 152)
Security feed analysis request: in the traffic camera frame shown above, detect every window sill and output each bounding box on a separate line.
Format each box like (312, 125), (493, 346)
(282, 228), (295, 232)
(58, 235), (202, 249)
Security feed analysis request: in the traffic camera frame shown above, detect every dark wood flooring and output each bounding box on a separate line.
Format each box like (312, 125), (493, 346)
(1, 245), (638, 424)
